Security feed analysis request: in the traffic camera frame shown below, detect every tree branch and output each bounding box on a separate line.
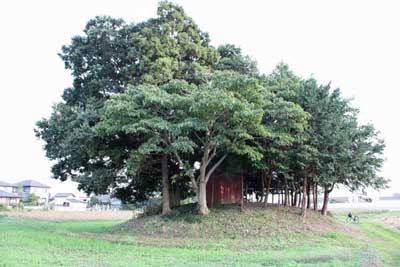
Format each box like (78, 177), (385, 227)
(194, 132), (206, 146)
(205, 153), (227, 183)
(206, 146), (217, 166)
(171, 149), (198, 192)
(327, 183), (335, 193)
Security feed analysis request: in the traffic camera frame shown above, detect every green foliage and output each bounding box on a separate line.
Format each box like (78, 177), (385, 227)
(88, 196), (100, 207)
(297, 78), (387, 192)
(35, 2), (220, 199)
(214, 44), (258, 75)
(23, 194), (40, 206)
(36, 1), (387, 212)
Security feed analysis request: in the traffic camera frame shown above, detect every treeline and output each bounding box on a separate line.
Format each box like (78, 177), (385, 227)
(36, 2), (387, 216)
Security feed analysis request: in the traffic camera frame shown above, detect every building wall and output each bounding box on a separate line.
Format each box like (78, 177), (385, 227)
(0, 186), (14, 193)
(206, 175), (243, 205)
(0, 197), (9, 205)
(0, 197), (20, 206)
(53, 197), (72, 206)
(54, 202), (87, 211)
(20, 187), (49, 204)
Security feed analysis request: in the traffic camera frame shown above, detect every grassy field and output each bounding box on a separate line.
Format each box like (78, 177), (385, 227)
(0, 206), (399, 267)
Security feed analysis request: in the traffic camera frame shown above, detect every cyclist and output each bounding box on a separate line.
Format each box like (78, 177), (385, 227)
(346, 212), (360, 224)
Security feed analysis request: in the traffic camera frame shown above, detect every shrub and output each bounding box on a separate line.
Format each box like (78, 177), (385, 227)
(23, 193), (40, 206)
(143, 204), (162, 216)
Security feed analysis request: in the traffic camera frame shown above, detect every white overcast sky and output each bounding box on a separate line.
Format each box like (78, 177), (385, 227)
(0, 0), (399, 196)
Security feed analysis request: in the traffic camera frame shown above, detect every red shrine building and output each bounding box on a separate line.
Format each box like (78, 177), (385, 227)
(206, 173), (243, 205)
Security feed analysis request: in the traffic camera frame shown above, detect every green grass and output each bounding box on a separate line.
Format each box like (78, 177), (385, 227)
(0, 207), (399, 267)
(353, 212), (400, 267)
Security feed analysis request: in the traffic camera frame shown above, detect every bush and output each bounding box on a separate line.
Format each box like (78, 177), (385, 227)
(0, 204), (8, 211)
(143, 204), (162, 216)
(14, 202), (24, 210)
(135, 198), (163, 217)
(23, 193), (40, 206)
(121, 203), (136, 210)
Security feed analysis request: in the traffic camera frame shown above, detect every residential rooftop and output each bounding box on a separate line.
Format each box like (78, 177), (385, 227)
(0, 190), (20, 198)
(54, 193), (75, 198)
(66, 198), (85, 204)
(14, 180), (50, 188)
(0, 180), (16, 187)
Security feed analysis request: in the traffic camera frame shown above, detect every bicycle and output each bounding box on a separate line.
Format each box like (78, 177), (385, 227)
(346, 212), (360, 224)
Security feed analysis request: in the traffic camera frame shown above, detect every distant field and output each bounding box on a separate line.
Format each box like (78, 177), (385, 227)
(0, 210), (135, 221)
(0, 206), (399, 267)
(329, 200), (400, 212)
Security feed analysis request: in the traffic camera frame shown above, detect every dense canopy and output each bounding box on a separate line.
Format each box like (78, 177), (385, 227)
(36, 1), (387, 216)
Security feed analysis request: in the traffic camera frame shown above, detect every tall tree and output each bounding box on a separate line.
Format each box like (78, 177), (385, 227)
(97, 81), (197, 215)
(258, 64), (309, 209)
(99, 72), (268, 215)
(296, 79), (387, 215)
(36, 2), (221, 202)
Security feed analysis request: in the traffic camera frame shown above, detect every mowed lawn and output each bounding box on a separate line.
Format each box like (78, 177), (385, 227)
(0, 210), (399, 267)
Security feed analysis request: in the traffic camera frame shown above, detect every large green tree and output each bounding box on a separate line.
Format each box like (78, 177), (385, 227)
(296, 79), (387, 215)
(97, 80), (197, 215)
(99, 72), (268, 215)
(36, 2), (219, 200)
(36, 1), (387, 218)
(258, 64), (309, 210)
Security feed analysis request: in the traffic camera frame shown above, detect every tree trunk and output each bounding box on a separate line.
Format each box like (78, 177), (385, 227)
(290, 190), (294, 206)
(298, 192), (302, 207)
(307, 179), (311, 209)
(161, 153), (171, 216)
(197, 158), (209, 215)
(283, 175), (289, 206)
(313, 183), (318, 211)
(264, 172), (272, 208)
(278, 191), (281, 205)
(198, 180), (209, 215)
(321, 185), (332, 215)
(170, 183), (181, 208)
(260, 172), (265, 203)
(196, 150), (226, 215)
(278, 191), (281, 206)
(300, 177), (308, 217)
(294, 192), (298, 207)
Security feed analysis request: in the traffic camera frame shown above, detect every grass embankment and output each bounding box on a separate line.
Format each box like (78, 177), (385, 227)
(348, 211), (400, 267)
(0, 205), (398, 267)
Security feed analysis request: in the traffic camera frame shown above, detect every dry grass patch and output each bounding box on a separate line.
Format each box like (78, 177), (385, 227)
(0, 210), (135, 221)
(379, 216), (400, 230)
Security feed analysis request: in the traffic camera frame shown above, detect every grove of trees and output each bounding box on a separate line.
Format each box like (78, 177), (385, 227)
(36, 2), (387, 216)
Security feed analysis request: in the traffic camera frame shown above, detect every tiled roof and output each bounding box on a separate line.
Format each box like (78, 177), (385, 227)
(14, 180), (50, 188)
(0, 190), (20, 198)
(0, 180), (16, 187)
(54, 193), (75, 198)
(66, 198), (85, 204)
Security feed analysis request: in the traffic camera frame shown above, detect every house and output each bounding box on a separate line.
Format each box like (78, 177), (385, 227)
(14, 180), (50, 205)
(51, 193), (88, 211)
(51, 193), (76, 206)
(0, 180), (17, 193)
(91, 194), (122, 210)
(0, 190), (21, 206)
(206, 174), (243, 206)
(54, 198), (87, 211)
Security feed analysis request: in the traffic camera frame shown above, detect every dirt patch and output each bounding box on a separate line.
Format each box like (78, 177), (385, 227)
(0, 210), (135, 221)
(379, 216), (400, 229)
